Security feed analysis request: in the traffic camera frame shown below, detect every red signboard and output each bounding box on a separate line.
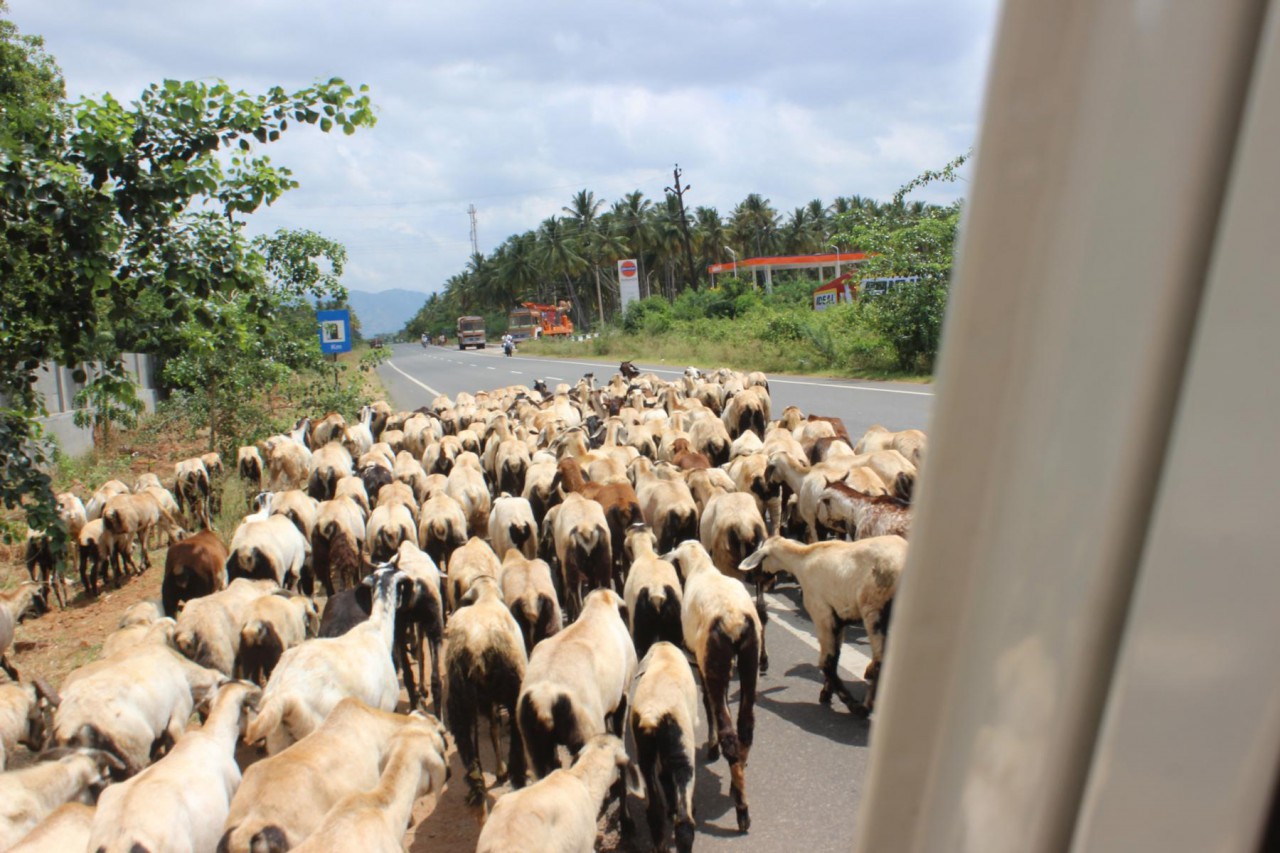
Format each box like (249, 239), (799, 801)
(620, 260), (638, 278)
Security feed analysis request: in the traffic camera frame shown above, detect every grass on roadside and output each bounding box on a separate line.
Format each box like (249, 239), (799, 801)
(522, 328), (931, 383)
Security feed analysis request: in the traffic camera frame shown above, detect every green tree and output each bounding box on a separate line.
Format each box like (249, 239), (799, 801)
(0, 6), (375, 540)
(836, 152), (970, 371)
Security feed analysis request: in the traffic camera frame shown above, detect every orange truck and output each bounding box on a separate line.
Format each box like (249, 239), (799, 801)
(507, 301), (574, 342)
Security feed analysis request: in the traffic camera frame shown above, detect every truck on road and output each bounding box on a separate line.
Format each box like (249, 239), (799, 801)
(456, 316), (486, 350)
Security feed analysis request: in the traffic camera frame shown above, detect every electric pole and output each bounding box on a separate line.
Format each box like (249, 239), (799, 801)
(468, 204), (479, 256)
(665, 164), (700, 292)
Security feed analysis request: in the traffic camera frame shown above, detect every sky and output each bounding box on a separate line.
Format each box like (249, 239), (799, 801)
(8, 0), (1001, 295)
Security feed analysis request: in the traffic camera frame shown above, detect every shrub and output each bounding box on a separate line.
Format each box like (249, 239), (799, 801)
(862, 281), (949, 371)
(623, 296), (672, 333)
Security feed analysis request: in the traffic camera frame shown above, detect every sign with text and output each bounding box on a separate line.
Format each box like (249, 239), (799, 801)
(618, 258), (640, 311)
(317, 309), (353, 354)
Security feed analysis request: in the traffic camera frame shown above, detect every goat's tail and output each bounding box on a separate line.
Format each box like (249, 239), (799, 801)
(893, 472), (915, 505)
(244, 694), (286, 747)
(517, 682), (583, 779)
(661, 507), (699, 556)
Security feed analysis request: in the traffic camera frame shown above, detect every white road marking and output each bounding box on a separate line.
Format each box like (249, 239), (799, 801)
(384, 360), (443, 398)
(765, 592), (870, 680)
(510, 371), (523, 375)
(487, 366), (496, 370)
(546, 375), (564, 381)
(495, 353), (933, 397)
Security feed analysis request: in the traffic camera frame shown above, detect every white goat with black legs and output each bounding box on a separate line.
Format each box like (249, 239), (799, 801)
(622, 525), (683, 659)
(631, 641), (699, 853)
(445, 451), (491, 534)
(488, 494), (538, 560)
(393, 450), (432, 504)
(634, 463), (700, 555)
(517, 589), (636, 780)
(174, 456), (213, 529)
(87, 681), (259, 853)
(308, 442), (354, 502)
(287, 721), (449, 853)
(235, 591), (319, 685)
(699, 482), (771, 672)
(237, 446), (264, 500)
(667, 539), (760, 834)
(392, 541), (447, 715)
(418, 492), (469, 570)
(740, 534), (906, 714)
(219, 700), (439, 853)
(0, 748), (121, 850)
(245, 565), (406, 754)
(332, 474), (370, 517)
(477, 734), (641, 853)
(51, 643), (225, 777)
(521, 457), (561, 526)
(445, 536), (500, 612)
(444, 575), (528, 808)
(226, 514), (308, 590)
(312, 495), (367, 597)
(499, 550), (562, 654)
(366, 500), (416, 563)
(175, 571), (280, 676)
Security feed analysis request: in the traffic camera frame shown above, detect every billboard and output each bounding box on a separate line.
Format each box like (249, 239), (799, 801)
(618, 258), (640, 311)
(317, 309), (353, 354)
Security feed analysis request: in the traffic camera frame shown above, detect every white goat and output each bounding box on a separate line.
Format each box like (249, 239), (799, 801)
(245, 566), (405, 754)
(740, 534), (907, 713)
(477, 734), (640, 853)
(87, 681), (259, 853)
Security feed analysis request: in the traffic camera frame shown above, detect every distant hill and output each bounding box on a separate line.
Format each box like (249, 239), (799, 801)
(345, 288), (428, 336)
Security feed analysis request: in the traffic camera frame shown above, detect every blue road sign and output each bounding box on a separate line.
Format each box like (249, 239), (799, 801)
(317, 309), (353, 354)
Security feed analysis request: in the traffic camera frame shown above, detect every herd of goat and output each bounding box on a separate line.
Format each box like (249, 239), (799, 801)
(0, 363), (925, 852)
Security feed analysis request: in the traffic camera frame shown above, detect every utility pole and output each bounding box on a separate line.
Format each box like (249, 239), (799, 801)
(468, 204), (479, 256)
(665, 164), (700, 292)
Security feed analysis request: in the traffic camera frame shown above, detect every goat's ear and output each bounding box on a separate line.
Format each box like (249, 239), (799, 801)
(739, 548), (767, 572)
(625, 759), (646, 799)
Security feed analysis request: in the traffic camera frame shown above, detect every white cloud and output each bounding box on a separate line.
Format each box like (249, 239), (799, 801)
(7, 0), (1001, 294)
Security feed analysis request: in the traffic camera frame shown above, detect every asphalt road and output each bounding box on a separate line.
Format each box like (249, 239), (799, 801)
(377, 343), (934, 851)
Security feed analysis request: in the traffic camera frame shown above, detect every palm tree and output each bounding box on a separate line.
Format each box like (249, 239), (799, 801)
(537, 216), (588, 327)
(728, 193), (779, 258)
(495, 231), (542, 304)
(612, 191), (655, 297)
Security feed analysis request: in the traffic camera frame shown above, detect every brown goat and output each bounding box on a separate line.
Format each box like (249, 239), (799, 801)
(669, 438), (711, 472)
(161, 529), (229, 617)
(816, 479), (913, 540)
(552, 457), (642, 590)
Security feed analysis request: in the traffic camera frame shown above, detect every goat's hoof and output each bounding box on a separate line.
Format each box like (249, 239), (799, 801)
(759, 655), (769, 674)
(705, 744), (720, 763)
(819, 688), (833, 704)
(736, 807), (751, 833)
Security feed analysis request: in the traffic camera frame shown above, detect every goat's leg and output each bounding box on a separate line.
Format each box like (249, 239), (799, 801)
(818, 617), (859, 713)
(398, 637), (421, 710)
(0, 655), (18, 681)
(695, 665), (719, 761)
(634, 732), (669, 852)
(489, 705), (508, 782)
(754, 581), (769, 674)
